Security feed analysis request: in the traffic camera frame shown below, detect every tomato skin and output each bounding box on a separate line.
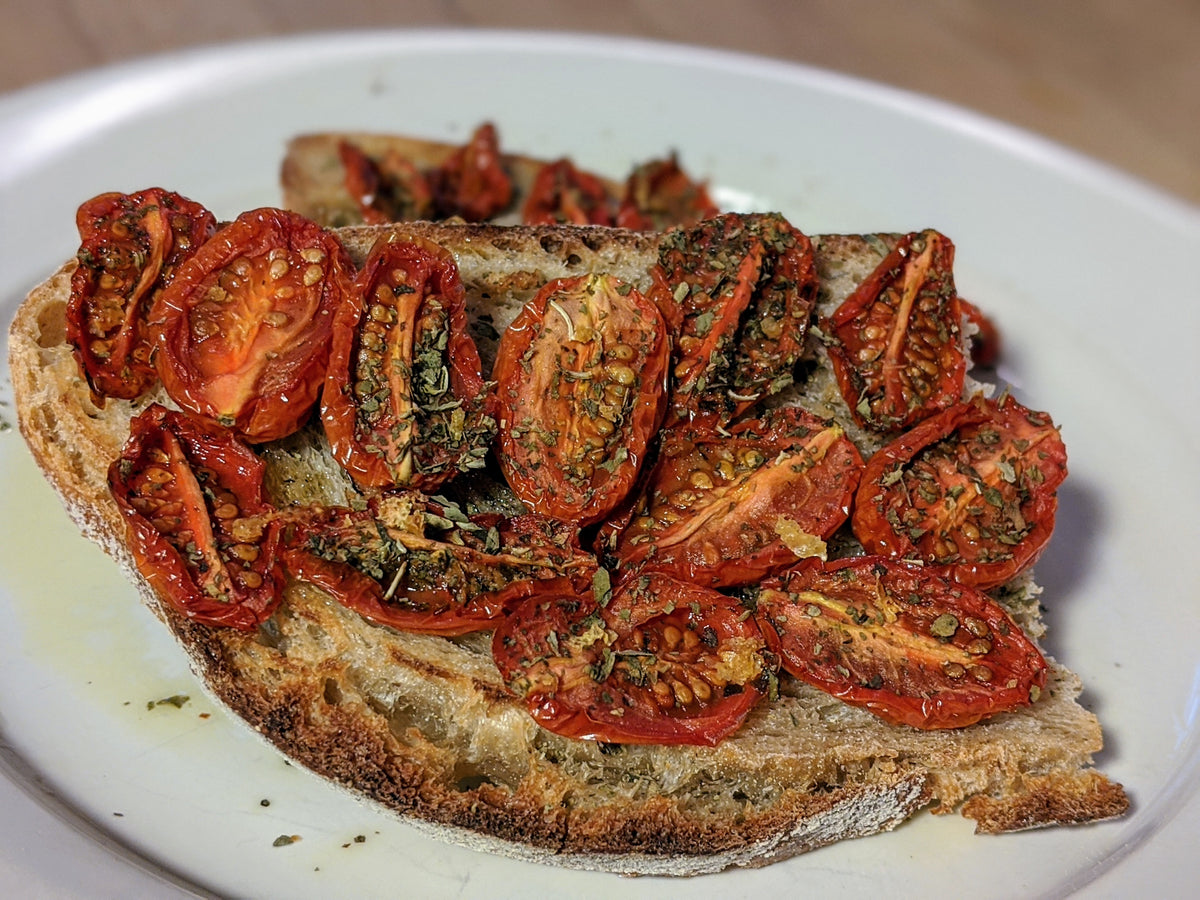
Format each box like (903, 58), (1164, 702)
(493, 572), (767, 746)
(522, 158), (615, 225)
(108, 404), (283, 631)
(321, 235), (493, 492)
(429, 122), (513, 222)
(602, 406), (864, 588)
(615, 154), (719, 231)
(852, 393), (1068, 590)
(337, 140), (433, 225)
(650, 213), (819, 426)
(66, 188), (216, 404)
(151, 207), (352, 443)
(756, 556), (1047, 729)
(824, 229), (966, 433)
(494, 274), (670, 525)
(282, 500), (597, 636)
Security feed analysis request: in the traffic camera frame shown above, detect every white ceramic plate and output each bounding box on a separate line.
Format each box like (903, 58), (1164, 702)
(1, 30), (1197, 899)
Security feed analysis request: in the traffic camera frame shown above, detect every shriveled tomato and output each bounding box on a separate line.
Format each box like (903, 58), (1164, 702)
(108, 404), (283, 631)
(151, 207), (352, 442)
(522, 158), (615, 225)
(493, 572), (768, 746)
(852, 393), (1068, 590)
(428, 122), (513, 222)
(615, 154), (719, 231)
(282, 495), (597, 636)
(338, 140), (433, 224)
(601, 406), (864, 588)
(321, 235), (494, 492)
(650, 213), (818, 426)
(754, 556), (1048, 729)
(959, 297), (1002, 368)
(493, 274), (670, 525)
(824, 229), (966, 432)
(67, 188), (216, 404)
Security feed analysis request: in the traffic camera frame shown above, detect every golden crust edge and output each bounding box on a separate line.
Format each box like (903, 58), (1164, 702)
(6, 223), (1130, 876)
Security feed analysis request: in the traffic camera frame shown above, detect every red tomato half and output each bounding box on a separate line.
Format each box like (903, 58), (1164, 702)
(852, 393), (1068, 589)
(615, 154), (719, 231)
(755, 556), (1048, 729)
(108, 404), (283, 630)
(151, 207), (352, 442)
(602, 407), (864, 587)
(650, 213), (818, 426)
(522, 158), (615, 225)
(322, 235), (494, 492)
(338, 140), (433, 224)
(493, 572), (768, 746)
(493, 274), (670, 525)
(282, 498), (597, 636)
(428, 122), (513, 222)
(824, 229), (966, 433)
(67, 188), (216, 403)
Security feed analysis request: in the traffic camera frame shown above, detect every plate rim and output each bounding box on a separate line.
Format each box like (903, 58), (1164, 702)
(1, 26), (1197, 899)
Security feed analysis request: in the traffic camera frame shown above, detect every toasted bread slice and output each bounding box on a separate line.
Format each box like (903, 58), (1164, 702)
(282, 132), (623, 229)
(7, 220), (1127, 876)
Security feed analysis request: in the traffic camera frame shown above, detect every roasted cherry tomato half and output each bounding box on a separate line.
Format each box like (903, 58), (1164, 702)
(428, 122), (513, 222)
(493, 572), (768, 746)
(151, 207), (352, 442)
(67, 188), (216, 404)
(824, 229), (966, 432)
(650, 213), (818, 426)
(959, 297), (1002, 369)
(108, 404), (283, 631)
(493, 273), (670, 525)
(522, 158), (615, 226)
(282, 495), (597, 636)
(338, 140), (434, 225)
(754, 556), (1048, 729)
(602, 406), (864, 588)
(852, 393), (1068, 590)
(321, 235), (495, 492)
(615, 154), (719, 232)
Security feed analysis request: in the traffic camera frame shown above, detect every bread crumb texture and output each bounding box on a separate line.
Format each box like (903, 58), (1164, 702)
(7, 224), (1128, 874)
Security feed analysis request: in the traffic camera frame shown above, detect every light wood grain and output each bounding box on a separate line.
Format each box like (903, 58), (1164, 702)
(2, 0), (1196, 204)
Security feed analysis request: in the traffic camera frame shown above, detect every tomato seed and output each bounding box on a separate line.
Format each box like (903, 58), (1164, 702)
(303, 264), (324, 286)
(966, 638), (993, 656)
(963, 616), (990, 638)
(608, 342), (636, 362)
(268, 258), (290, 281)
(230, 543), (260, 562)
(672, 680), (694, 707)
(970, 665), (993, 683)
(143, 467), (173, 484)
(652, 680), (674, 708)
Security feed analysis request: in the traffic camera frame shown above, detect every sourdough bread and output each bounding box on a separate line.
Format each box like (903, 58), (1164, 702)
(7, 220), (1128, 876)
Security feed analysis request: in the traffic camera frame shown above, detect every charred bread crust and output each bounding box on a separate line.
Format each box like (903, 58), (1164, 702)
(7, 221), (1128, 876)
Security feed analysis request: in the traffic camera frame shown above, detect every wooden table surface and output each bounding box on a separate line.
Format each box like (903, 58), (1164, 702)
(3, 1), (1198, 206)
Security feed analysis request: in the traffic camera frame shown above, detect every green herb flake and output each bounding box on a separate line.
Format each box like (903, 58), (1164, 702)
(146, 694), (190, 711)
(592, 568), (613, 607)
